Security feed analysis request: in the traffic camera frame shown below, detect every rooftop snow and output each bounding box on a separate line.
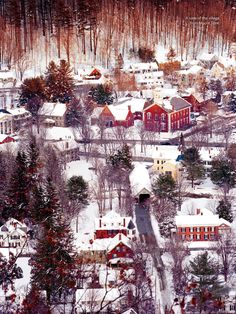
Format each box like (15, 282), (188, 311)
(129, 163), (152, 196)
(176, 208), (231, 227)
(38, 102), (67, 117)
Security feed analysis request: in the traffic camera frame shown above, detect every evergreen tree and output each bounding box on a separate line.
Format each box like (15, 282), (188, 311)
(45, 60), (74, 103)
(65, 98), (84, 127)
(66, 176), (88, 205)
(89, 84), (114, 105)
(30, 179), (77, 304)
(210, 156), (235, 200)
(189, 252), (223, 312)
(108, 144), (133, 170)
(216, 200), (233, 223)
(3, 151), (29, 220)
(152, 174), (177, 203)
(182, 147), (204, 188)
(152, 174), (177, 237)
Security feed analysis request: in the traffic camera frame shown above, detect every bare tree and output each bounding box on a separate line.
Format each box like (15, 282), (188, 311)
(214, 231), (236, 282)
(165, 236), (190, 299)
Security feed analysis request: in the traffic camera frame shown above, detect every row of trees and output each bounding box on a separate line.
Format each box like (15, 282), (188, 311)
(0, 0), (235, 69)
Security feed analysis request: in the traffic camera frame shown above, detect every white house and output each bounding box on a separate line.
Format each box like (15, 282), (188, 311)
(0, 218), (28, 252)
(38, 102), (68, 127)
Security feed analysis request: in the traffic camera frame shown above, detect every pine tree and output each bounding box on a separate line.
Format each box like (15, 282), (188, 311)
(216, 200), (233, 222)
(66, 176), (88, 205)
(89, 84), (114, 105)
(30, 179), (77, 305)
(45, 60), (74, 103)
(65, 98), (83, 127)
(3, 151), (29, 220)
(189, 252), (223, 312)
(182, 147), (204, 188)
(210, 156), (235, 200)
(153, 174), (177, 202)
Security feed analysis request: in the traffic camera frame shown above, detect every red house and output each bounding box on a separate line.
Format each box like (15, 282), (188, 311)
(143, 96), (191, 132)
(175, 208), (231, 241)
(107, 233), (134, 262)
(0, 134), (15, 144)
(182, 94), (201, 112)
(94, 211), (136, 240)
(94, 104), (134, 128)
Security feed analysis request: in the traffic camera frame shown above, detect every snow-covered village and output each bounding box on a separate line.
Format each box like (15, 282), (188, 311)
(0, 0), (236, 313)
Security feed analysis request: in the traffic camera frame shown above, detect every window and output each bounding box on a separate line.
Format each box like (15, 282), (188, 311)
(204, 227), (208, 232)
(161, 113), (166, 122)
(181, 227), (186, 233)
(211, 227), (215, 232)
(112, 254), (117, 258)
(154, 114), (158, 121)
(147, 112), (152, 120)
(197, 234), (201, 240)
(204, 234), (208, 240)
(190, 227), (193, 232)
(197, 227), (200, 232)
(182, 234), (185, 240)
(116, 246), (120, 252)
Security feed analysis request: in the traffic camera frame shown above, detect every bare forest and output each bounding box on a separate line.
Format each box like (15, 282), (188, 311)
(0, 0), (235, 70)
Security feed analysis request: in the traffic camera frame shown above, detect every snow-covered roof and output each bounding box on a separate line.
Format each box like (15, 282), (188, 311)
(122, 309), (138, 314)
(152, 145), (180, 160)
(198, 53), (218, 62)
(38, 102), (67, 117)
(218, 57), (236, 68)
(129, 163), (152, 197)
(187, 65), (203, 75)
(0, 71), (15, 80)
(107, 233), (131, 252)
(176, 208), (231, 227)
(4, 218), (27, 230)
(76, 287), (121, 305)
(7, 107), (31, 116)
(199, 147), (222, 161)
(0, 134), (13, 142)
(108, 104), (129, 121)
(91, 107), (104, 119)
(114, 97), (147, 113)
(123, 62), (158, 72)
(52, 139), (79, 152)
(95, 210), (134, 231)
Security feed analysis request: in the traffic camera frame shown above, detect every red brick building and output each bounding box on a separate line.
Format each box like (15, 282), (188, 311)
(176, 208), (231, 241)
(143, 96), (191, 132)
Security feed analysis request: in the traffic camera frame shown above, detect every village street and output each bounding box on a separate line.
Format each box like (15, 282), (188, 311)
(135, 204), (166, 291)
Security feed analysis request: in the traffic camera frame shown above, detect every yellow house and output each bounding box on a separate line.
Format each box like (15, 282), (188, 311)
(152, 146), (183, 180)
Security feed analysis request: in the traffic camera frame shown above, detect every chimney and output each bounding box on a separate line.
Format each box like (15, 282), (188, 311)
(196, 208), (201, 215)
(123, 218), (126, 227)
(99, 218), (102, 228)
(119, 233), (122, 241)
(128, 105), (131, 112)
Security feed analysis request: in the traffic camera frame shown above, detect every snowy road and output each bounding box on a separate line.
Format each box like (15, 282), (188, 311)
(135, 204), (166, 291)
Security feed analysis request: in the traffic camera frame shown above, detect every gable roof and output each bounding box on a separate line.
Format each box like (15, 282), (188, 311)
(176, 208), (231, 227)
(38, 102), (67, 117)
(107, 233), (132, 252)
(95, 211), (133, 231)
(129, 163), (152, 196)
(170, 96), (192, 110)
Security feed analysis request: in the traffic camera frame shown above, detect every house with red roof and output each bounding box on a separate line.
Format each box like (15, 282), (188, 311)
(143, 96), (191, 132)
(0, 134), (15, 144)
